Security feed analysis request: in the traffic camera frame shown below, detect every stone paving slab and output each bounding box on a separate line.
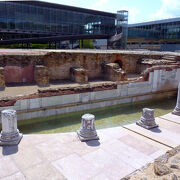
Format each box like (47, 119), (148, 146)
(124, 117), (180, 148)
(0, 125), (171, 180)
(160, 113), (180, 124)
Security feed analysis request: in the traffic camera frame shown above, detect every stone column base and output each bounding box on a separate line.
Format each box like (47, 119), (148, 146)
(172, 107), (180, 116)
(77, 130), (99, 142)
(0, 130), (23, 146)
(136, 120), (159, 130)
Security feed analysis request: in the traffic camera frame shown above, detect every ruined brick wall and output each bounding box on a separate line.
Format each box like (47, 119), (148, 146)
(0, 51), (179, 84)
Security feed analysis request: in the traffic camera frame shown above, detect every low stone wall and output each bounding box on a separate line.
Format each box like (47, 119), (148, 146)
(0, 67), (179, 121)
(4, 65), (34, 84)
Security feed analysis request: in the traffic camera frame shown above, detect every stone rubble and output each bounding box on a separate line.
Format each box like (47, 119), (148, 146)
(124, 146), (180, 180)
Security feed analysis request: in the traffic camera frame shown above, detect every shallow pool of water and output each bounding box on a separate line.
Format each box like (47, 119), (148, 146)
(17, 97), (176, 134)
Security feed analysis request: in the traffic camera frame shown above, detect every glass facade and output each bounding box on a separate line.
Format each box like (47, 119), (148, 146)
(128, 19), (180, 40)
(116, 10), (128, 48)
(0, 1), (116, 36)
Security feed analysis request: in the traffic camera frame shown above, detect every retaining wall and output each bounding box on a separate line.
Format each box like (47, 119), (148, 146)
(0, 67), (179, 121)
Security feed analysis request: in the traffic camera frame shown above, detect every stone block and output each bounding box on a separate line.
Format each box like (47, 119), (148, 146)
(34, 65), (49, 86)
(148, 72), (154, 83)
(81, 93), (90, 103)
(172, 83), (180, 116)
(29, 98), (41, 109)
(70, 67), (88, 83)
(0, 67), (5, 89)
(152, 70), (159, 92)
(93, 89), (118, 100)
(104, 63), (127, 82)
(41, 94), (80, 108)
(120, 84), (128, 97)
(176, 69), (180, 81)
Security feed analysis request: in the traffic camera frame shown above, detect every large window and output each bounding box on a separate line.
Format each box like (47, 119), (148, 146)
(0, 1), (116, 36)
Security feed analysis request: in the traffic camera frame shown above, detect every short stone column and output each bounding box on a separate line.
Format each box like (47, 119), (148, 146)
(34, 65), (49, 87)
(136, 108), (158, 129)
(77, 114), (99, 141)
(0, 109), (23, 145)
(104, 63), (127, 81)
(70, 67), (88, 83)
(172, 83), (180, 116)
(0, 67), (5, 89)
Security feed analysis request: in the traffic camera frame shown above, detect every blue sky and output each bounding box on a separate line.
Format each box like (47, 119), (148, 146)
(44, 0), (180, 24)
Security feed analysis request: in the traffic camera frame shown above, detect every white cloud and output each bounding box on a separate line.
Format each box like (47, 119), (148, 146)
(149, 0), (180, 21)
(91, 0), (109, 11)
(121, 6), (140, 24)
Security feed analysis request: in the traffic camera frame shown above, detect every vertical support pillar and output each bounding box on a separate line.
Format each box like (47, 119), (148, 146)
(35, 65), (49, 87)
(172, 83), (180, 116)
(72, 40), (73, 49)
(0, 109), (23, 146)
(0, 67), (5, 90)
(49, 42), (51, 49)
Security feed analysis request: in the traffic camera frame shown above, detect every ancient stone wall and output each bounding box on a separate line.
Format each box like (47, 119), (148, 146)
(0, 50), (179, 85)
(0, 67), (5, 88)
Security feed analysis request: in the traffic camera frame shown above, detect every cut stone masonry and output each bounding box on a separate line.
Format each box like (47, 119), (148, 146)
(173, 82), (180, 116)
(104, 63), (127, 81)
(70, 67), (88, 83)
(34, 65), (49, 87)
(0, 67), (5, 89)
(0, 50), (179, 87)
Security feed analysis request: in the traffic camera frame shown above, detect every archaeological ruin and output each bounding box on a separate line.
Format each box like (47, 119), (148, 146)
(0, 49), (179, 120)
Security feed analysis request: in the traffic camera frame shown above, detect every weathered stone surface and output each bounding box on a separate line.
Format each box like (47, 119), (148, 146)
(136, 108), (158, 129)
(77, 114), (99, 141)
(172, 82), (180, 116)
(34, 65), (49, 86)
(0, 67), (5, 88)
(104, 63), (127, 81)
(127, 145), (180, 180)
(0, 50), (179, 86)
(0, 109), (22, 146)
(154, 162), (172, 176)
(170, 164), (179, 169)
(172, 174), (178, 180)
(70, 67), (88, 83)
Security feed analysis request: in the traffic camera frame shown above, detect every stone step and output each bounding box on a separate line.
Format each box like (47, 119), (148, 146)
(162, 55), (176, 61)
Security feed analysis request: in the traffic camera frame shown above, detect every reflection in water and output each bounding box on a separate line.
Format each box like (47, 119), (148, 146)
(17, 97), (176, 134)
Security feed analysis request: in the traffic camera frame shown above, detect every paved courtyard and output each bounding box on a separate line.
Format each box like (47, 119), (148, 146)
(0, 113), (179, 180)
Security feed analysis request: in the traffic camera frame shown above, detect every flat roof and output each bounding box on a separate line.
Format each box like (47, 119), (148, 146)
(129, 17), (180, 27)
(10, 0), (116, 18)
